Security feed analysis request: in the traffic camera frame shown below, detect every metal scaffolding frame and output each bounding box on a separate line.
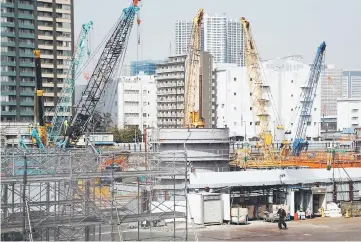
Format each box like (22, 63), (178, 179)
(1, 147), (190, 241)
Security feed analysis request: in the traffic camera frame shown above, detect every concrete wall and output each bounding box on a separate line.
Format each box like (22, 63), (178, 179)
(199, 52), (214, 128)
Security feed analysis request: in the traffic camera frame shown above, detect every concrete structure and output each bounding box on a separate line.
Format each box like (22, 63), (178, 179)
(189, 168), (361, 216)
(215, 56), (321, 142)
(337, 98), (361, 131)
(149, 128), (230, 172)
(175, 13), (243, 65)
(130, 60), (163, 76)
(1, 0), (74, 123)
(115, 75), (157, 130)
(320, 65), (343, 117)
(342, 70), (361, 98)
(156, 53), (214, 128)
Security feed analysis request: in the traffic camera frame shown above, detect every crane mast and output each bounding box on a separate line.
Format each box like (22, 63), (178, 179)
(183, 8), (204, 128)
(292, 41), (326, 156)
(48, 21), (93, 145)
(241, 17), (273, 159)
(64, 0), (141, 146)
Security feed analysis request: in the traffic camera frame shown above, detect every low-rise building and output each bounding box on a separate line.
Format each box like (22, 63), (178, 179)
(337, 98), (361, 131)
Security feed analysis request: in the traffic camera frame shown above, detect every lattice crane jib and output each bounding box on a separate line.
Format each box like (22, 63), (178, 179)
(48, 21), (93, 145)
(64, 1), (141, 146)
(183, 8), (204, 128)
(241, 17), (273, 159)
(292, 41), (326, 156)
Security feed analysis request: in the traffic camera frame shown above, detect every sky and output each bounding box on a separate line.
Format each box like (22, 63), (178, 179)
(74, 0), (361, 70)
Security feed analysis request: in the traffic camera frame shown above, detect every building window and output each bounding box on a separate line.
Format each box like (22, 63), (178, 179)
(250, 107), (252, 110)
(314, 108), (317, 111)
(291, 94), (293, 97)
(234, 77), (236, 81)
(234, 92), (236, 96)
(291, 108), (293, 111)
(234, 107), (236, 111)
(307, 121), (311, 126)
(234, 122), (237, 126)
(291, 80), (294, 83)
(250, 122), (252, 126)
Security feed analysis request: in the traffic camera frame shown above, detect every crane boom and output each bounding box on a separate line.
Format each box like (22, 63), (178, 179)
(64, 1), (140, 146)
(48, 21), (93, 145)
(241, 17), (273, 159)
(183, 8), (204, 128)
(292, 41), (326, 156)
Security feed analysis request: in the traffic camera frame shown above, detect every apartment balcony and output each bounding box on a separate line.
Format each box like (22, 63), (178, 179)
(157, 90), (184, 95)
(1, 91), (16, 96)
(157, 98), (184, 103)
(56, 18), (71, 23)
(20, 111), (34, 116)
(56, 36), (71, 41)
(1, 2), (14, 8)
(0, 81), (16, 86)
(57, 64), (69, 69)
(1, 101), (17, 106)
(19, 42), (35, 48)
(20, 91), (35, 96)
(37, 7), (52, 12)
(38, 26), (53, 31)
(19, 81), (35, 87)
(1, 22), (15, 27)
(43, 92), (54, 97)
(41, 73), (54, 78)
(18, 3), (34, 10)
(157, 82), (184, 88)
(19, 33), (35, 38)
(57, 83), (65, 88)
(19, 62), (35, 68)
(19, 72), (35, 77)
(56, 8), (71, 14)
(19, 52), (34, 58)
(157, 105), (184, 110)
(56, 28), (71, 33)
(157, 113), (183, 118)
(38, 34), (54, 40)
(18, 23), (34, 29)
(57, 46), (71, 51)
(43, 82), (55, 87)
(1, 71), (16, 76)
(44, 102), (55, 106)
(57, 74), (67, 78)
(18, 13), (34, 20)
(156, 74), (184, 80)
(1, 12), (15, 18)
(1, 32), (15, 37)
(42, 63), (54, 68)
(39, 0), (53, 3)
(41, 54), (54, 59)
(20, 101), (34, 106)
(38, 16), (53, 21)
(56, 0), (71, 4)
(156, 67), (184, 74)
(1, 111), (17, 116)
(57, 55), (70, 60)
(351, 119), (359, 125)
(1, 61), (16, 66)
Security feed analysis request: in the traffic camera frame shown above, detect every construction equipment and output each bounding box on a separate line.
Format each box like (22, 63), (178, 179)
(183, 8), (204, 128)
(292, 42), (326, 156)
(241, 17), (273, 160)
(63, 0), (141, 146)
(48, 21), (93, 145)
(31, 50), (47, 149)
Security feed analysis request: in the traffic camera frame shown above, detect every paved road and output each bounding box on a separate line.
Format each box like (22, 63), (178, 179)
(195, 217), (361, 241)
(84, 217), (361, 241)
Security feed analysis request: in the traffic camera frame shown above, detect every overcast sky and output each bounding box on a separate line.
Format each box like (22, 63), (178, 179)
(74, 0), (361, 70)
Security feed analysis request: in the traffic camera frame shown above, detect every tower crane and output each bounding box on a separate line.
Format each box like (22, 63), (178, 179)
(292, 41), (326, 156)
(63, 0), (141, 146)
(241, 17), (274, 160)
(48, 21), (93, 145)
(183, 8), (204, 128)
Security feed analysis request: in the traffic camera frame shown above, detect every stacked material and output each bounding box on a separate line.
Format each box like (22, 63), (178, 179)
(247, 205), (255, 219)
(340, 201), (361, 217)
(325, 202), (342, 217)
(231, 207), (248, 224)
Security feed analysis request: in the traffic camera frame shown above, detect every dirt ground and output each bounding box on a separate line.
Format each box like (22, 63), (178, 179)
(195, 217), (361, 241)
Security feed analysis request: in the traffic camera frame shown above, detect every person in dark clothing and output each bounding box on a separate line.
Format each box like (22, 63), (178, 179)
(277, 207), (287, 229)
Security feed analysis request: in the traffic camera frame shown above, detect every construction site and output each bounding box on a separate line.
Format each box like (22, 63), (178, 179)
(1, 0), (361, 241)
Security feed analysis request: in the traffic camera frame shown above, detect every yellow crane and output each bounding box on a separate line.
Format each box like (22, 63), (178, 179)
(241, 17), (274, 160)
(183, 8), (204, 128)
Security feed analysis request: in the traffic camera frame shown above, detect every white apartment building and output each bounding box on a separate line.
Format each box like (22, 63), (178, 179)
(116, 75), (157, 130)
(175, 13), (243, 65)
(215, 56), (321, 142)
(342, 70), (361, 99)
(320, 65), (343, 117)
(337, 98), (361, 131)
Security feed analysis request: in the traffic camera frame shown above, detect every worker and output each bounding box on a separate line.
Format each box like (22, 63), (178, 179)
(277, 206), (288, 230)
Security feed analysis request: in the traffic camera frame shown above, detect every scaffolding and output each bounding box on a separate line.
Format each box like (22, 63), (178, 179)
(1, 147), (190, 241)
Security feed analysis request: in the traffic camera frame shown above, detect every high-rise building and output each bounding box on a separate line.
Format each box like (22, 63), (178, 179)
(1, 0), (74, 124)
(156, 53), (214, 128)
(174, 13), (243, 65)
(130, 60), (163, 76)
(342, 70), (361, 98)
(215, 56), (321, 141)
(320, 65), (343, 117)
